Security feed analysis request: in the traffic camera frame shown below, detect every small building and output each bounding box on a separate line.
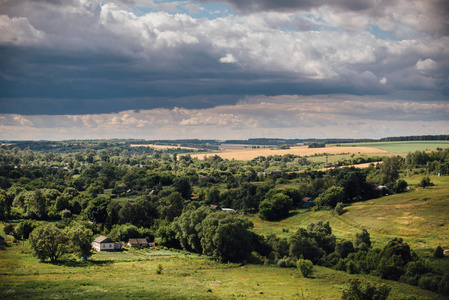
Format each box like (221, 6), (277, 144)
(302, 197), (315, 207)
(92, 236), (119, 252)
(128, 238), (149, 248)
(271, 170), (284, 176)
(221, 208), (236, 212)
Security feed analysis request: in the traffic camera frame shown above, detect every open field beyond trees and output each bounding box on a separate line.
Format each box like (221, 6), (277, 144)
(192, 146), (388, 161)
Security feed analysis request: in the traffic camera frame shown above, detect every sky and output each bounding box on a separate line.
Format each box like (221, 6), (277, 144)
(0, 0), (448, 141)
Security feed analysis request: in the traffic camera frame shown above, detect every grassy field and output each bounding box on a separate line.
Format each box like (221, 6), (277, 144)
(333, 141), (449, 153)
(0, 241), (445, 299)
(249, 174), (449, 256)
(130, 144), (197, 150)
(192, 146), (388, 161)
(193, 141), (449, 161)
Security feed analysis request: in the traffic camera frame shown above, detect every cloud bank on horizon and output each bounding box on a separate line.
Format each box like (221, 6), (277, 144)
(0, 0), (448, 140)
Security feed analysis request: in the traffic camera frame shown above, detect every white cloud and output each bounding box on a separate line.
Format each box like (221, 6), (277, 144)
(1, 95), (448, 140)
(219, 53), (237, 63)
(415, 58), (437, 70)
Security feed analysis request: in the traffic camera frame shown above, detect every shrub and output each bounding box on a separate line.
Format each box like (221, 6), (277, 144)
(156, 264), (163, 275)
(433, 246), (444, 259)
(417, 177), (433, 188)
(346, 260), (359, 274)
(439, 274), (449, 296)
(297, 259), (313, 278)
(342, 279), (390, 300)
(335, 202), (345, 215)
(277, 257), (296, 268)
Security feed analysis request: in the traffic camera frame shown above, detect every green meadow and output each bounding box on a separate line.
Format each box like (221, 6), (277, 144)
(0, 241), (445, 299)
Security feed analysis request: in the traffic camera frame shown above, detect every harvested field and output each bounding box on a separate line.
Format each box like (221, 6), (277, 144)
(192, 145), (388, 161)
(130, 144), (196, 150)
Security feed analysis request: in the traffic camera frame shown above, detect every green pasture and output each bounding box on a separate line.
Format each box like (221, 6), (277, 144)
(0, 241), (444, 299)
(249, 174), (449, 257)
(333, 141), (449, 153)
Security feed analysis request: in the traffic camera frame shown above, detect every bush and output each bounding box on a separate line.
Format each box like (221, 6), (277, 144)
(335, 202), (345, 215)
(342, 279), (390, 300)
(156, 264), (163, 275)
(346, 260), (359, 274)
(433, 246), (444, 259)
(297, 259), (313, 278)
(277, 257), (296, 268)
(439, 273), (449, 296)
(417, 177), (433, 188)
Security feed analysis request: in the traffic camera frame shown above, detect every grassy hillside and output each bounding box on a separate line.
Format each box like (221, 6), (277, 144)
(0, 241), (445, 299)
(249, 174), (449, 255)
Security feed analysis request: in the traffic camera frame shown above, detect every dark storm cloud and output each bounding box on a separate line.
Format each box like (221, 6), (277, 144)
(0, 0), (448, 118)
(194, 0), (378, 14)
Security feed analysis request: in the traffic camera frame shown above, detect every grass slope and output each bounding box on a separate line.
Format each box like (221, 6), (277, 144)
(0, 243), (444, 299)
(250, 175), (449, 254)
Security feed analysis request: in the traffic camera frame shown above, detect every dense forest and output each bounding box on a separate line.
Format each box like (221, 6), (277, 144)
(1, 141), (449, 297)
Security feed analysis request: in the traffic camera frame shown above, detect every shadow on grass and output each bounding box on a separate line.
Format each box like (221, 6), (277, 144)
(47, 259), (113, 268)
(288, 211), (300, 218)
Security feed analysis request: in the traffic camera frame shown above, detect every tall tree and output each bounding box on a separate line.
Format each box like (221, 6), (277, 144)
(29, 224), (69, 262)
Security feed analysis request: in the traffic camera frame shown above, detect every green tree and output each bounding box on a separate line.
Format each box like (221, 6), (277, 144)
(172, 204), (213, 252)
(259, 193), (292, 221)
(336, 240), (354, 259)
(289, 229), (325, 264)
(84, 196), (110, 224)
(380, 156), (401, 185)
(377, 238), (413, 280)
(316, 185), (345, 208)
(297, 259), (314, 278)
(66, 224), (94, 259)
(354, 229), (371, 250)
(342, 279), (390, 300)
(158, 192), (184, 221)
(172, 177), (192, 199)
(199, 212), (254, 263)
(16, 220), (36, 239)
(29, 224), (69, 262)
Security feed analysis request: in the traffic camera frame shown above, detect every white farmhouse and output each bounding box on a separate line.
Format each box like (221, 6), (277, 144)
(92, 236), (120, 252)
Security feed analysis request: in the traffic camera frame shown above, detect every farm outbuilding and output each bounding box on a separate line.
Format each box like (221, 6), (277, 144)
(128, 238), (150, 248)
(302, 197), (315, 207)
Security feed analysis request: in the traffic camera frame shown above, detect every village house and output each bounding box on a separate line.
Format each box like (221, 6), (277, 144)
(127, 238), (150, 248)
(302, 197), (315, 207)
(92, 236), (121, 251)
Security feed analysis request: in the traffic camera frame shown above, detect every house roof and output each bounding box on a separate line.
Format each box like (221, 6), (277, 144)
(128, 238), (148, 245)
(94, 236), (114, 244)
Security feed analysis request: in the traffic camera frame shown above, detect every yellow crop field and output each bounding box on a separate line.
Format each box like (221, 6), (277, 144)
(130, 144), (196, 150)
(192, 145), (388, 161)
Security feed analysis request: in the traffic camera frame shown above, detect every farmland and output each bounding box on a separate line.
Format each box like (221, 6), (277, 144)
(192, 141), (449, 161)
(192, 145), (388, 161)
